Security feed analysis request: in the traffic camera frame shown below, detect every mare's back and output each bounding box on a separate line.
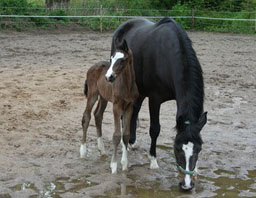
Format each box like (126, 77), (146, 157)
(112, 18), (183, 98)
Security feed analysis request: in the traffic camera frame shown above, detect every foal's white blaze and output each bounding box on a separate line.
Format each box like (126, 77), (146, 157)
(182, 142), (194, 189)
(121, 140), (128, 171)
(97, 137), (106, 155)
(105, 52), (124, 79)
(80, 144), (87, 158)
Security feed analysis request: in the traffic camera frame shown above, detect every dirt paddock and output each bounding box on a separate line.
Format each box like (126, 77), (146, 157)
(0, 29), (256, 198)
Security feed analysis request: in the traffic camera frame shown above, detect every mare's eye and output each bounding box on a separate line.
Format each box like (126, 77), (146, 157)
(194, 147), (201, 153)
(175, 146), (182, 152)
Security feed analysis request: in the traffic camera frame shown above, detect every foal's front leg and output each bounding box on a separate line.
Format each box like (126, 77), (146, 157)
(121, 104), (133, 171)
(111, 103), (122, 174)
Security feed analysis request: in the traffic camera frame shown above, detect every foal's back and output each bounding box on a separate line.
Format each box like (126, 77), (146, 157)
(87, 61), (113, 102)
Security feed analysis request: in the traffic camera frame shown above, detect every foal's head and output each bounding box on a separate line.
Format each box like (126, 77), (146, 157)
(174, 112), (207, 191)
(105, 39), (131, 82)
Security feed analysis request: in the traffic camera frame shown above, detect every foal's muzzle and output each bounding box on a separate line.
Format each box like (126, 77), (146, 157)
(105, 74), (115, 82)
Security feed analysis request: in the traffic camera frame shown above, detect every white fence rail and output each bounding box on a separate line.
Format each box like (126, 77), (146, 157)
(0, 7), (255, 33)
(0, 14), (255, 21)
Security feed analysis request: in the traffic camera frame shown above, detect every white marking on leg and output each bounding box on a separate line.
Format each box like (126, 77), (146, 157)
(148, 155), (159, 169)
(80, 144), (87, 158)
(110, 161), (118, 174)
(182, 142), (194, 188)
(97, 137), (106, 155)
(128, 141), (137, 151)
(105, 52), (124, 79)
(121, 140), (128, 171)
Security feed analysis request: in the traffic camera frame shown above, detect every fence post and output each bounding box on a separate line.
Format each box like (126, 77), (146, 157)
(255, 9), (256, 33)
(192, 8), (194, 29)
(100, 4), (103, 33)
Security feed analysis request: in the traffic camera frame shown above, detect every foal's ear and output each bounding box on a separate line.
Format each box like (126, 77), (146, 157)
(198, 112), (207, 131)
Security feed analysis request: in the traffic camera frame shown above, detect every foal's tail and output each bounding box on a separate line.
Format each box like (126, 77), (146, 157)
(84, 79), (88, 97)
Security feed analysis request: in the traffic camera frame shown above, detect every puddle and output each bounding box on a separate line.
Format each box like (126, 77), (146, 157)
(200, 169), (256, 197)
(156, 144), (173, 151)
(7, 165), (256, 198)
(100, 185), (191, 198)
(9, 176), (98, 197)
(99, 169), (256, 198)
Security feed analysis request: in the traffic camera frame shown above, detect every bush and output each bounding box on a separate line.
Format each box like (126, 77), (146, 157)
(0, 0), (30, 15)
(171, 2), (192, 29)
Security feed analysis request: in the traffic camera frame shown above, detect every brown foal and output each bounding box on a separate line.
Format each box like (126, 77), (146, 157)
(80, 39), (139, 173)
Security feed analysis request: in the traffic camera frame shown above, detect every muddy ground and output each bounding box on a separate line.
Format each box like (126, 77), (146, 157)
(0, 29), (256, 198)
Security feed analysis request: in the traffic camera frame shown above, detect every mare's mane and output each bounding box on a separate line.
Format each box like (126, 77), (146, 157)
(165, 18), (204, 127)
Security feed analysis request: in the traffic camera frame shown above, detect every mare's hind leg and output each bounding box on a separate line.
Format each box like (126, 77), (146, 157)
(111, 103), (122, 174)
(94, 96), (108, 155)
(148, 97), (161, 169)
(80, 95), (98, 158)
(129, 95), (145, 147)
(121, 104), (133, 171)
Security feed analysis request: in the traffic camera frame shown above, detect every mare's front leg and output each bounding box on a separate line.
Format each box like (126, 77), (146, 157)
(111, 103), (122, 173)
(148, 97), (161, 169)
(121, 103), (133, 171)
(129, 95), (145, 147)
(80, 95), (98, 158)
(94, 97), (108, 155)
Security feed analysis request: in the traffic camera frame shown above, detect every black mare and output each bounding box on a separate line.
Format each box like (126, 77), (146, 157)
(111, 17), (207, 190)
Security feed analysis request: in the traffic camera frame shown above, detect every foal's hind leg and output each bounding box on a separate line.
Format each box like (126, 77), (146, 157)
(94, 96), (108, 155)
(121, 104), (133, 171)
(80, 95), (98, 158)
(129, 95), (145, 147)
(111, 103), (122, 174)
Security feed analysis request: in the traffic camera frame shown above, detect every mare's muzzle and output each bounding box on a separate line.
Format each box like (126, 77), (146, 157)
(176, 163), (196, 191)
(179, 179), (195, 191)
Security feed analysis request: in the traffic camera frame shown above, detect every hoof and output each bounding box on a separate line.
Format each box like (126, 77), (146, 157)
(97, 137), (106, 156)
(148, 155), (159, 169)
(110, 161), (118, 174)
(121, 157), (128, 171)
(80, 144), (87, 158)
(128, 142), (137, 151)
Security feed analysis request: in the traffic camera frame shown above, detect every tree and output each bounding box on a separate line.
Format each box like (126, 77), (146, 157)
(45, 0), (70, 10)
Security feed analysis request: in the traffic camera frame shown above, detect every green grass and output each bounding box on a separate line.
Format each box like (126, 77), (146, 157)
(1, 0), (255, 34)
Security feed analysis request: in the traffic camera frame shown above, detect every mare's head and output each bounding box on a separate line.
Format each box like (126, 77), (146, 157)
(105, 39), (131, 82)
(174, 112), (207, 191)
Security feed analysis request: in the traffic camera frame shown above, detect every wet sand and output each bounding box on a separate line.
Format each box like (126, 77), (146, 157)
(0, 29), (256, 197)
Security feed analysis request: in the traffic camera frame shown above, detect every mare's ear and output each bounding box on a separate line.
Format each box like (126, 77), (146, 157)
(114, 37), (120, 48)
(121, 39), (129, 52)
(198, 112), (207, 131)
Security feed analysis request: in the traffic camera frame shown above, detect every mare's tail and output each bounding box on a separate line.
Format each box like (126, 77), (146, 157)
(84, 79), (88, 97)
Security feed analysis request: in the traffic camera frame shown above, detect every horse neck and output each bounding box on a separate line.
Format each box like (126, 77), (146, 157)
(176, 70), (204, 124)
(114, 54), (137, 100)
